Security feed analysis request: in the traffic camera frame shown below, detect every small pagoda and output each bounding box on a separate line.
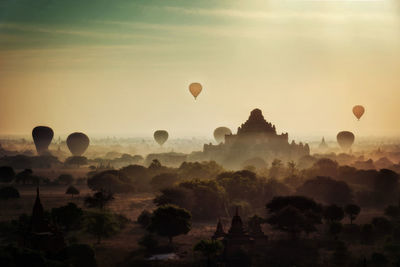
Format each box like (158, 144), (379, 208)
(23, 187), (65, 252)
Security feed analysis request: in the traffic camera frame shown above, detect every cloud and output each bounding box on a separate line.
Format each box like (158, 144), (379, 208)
(0, 23), (168, 41)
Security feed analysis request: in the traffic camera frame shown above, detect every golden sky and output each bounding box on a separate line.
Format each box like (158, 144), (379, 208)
(1, 0), (400, 140)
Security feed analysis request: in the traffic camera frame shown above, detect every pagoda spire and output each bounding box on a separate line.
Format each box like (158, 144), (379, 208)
(212, 218), (225, 239)
(31, 186), (49, 233)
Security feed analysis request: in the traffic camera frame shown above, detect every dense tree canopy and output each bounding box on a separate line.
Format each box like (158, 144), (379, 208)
(87, 170), (134, 193)
(0, 166), (15, 183)
(296, 176), (353, 205)
(0, 186), (20, 200)
(266, 196), (322, 239)
(148, 204), (192, 244)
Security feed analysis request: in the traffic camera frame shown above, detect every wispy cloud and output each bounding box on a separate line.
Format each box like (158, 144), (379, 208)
(162, 5), (398, 23)
(0, 23), (169, 41)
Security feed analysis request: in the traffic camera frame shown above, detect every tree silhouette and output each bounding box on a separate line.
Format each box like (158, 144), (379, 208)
(148, 159), (162, 170)
(51, 203), (83, 231)
(344, 204), (361, 224)
(85, 211), (118, 244)
(0, 186), (20, 200)
(138, 233), (158, 251)
(62, 244), (97, 267)
(148, 204), (191, 245)
(0, 166), (15, 183)
(84, 190), (114, 210)
(384, 205), (400, 221)
(329, 222), (343, 240)
(193, 239), (223, 267)
(57, 174), (74, 185)
(323, 204), (344, 223)
(266, 196), (322, 239)
(137, 210), (152, 228)
(151, 173), (180, 191)
(66, 186), (80, 198)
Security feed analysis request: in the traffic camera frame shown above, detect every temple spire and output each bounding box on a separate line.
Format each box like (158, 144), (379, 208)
(212, 218), (225, 239)
(31, 186), (49, 233)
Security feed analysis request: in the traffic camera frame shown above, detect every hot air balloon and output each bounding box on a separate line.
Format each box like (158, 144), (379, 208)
(352, 105), (365, 120)
(213, 127), (232, 144)
(189, 83), (202, 99)
(154, 130), (169, 146)
(32, 126), (54, 155)
(337, 131), (355, 151)
(67, 132), (90, 156)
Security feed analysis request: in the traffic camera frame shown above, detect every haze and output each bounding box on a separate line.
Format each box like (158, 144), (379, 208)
(1, 0), (400, 139)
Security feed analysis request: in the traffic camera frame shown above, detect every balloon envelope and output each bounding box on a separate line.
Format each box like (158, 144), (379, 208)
(214, 127), (232, 144)
(67, 132), (90, 156)
(337, 131), (355, 151)
(189, 83), (202, 99)
(32, 126), (54, 155)
(154, 130), (169, 146)
(352, 105), (365, 120)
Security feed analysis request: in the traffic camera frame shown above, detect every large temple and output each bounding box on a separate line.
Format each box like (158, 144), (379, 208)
(199, 109), (310, 168)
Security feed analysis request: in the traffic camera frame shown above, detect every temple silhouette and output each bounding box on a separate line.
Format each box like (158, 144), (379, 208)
(212, 207), (267, 264)
(198, 109), (310, 168)
(20, 188), (65, 252)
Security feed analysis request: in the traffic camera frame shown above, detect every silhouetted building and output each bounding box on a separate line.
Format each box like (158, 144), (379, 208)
(212, 207), (267, 264)
(318, 137), (328, 151)
(23, 187), (65, 253)
(201, 109), (310, 168)
(212, 218), (225, 240)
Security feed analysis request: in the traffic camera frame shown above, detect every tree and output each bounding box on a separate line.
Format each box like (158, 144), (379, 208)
(66, 186), (80, 198)
(247, 215), (265, 235)
(344, 204), (361, 224)
(269, 159), (283, 178)
(370, 252), (388, 267)
(87, 170), (134, 193)
(57, 174), (74, 185)
(148, 204), (192, 244)
(65, 156), (88, 167)
(297, 176), (353, 205)
(323, 205), (344, 223)
(120, 164), (151, 192)
(385, 205), (400, 221)
(331, 241), (350, 266)
(15, 169), (33, 184)
(373, 169), (399, 206)
(311, 158), (339, 178)
(84, 190), (114, 210)
(151, 173), (180, 191)
(329, 222), (343, 240)
(51, 203), (83, 231)
(138, 233), (158, 251)
(85, 211), (118, 244)
(148, 159), (162, 170)
(0, 186), (20, 200)
(137, 210), (152, 228)
(360, 224), (374, 244)
(266, 196), (322, 239)
(287, 161), (297, 176)
(63, 243), (97, 267)
(193, 239), (223, 267)
(372, 217), (393, 236)
(0, 166), (15, 183)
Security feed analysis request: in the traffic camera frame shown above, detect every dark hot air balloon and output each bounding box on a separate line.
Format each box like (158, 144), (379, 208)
(32, 126), (54, 155)
(213, 127), (232, 144)
(67, 132), (90, 156)
(189, 83), (202, 99)
(352, 105), (365, 120)
(337, 131), (355, 151)
(154, 130), (169, 146)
